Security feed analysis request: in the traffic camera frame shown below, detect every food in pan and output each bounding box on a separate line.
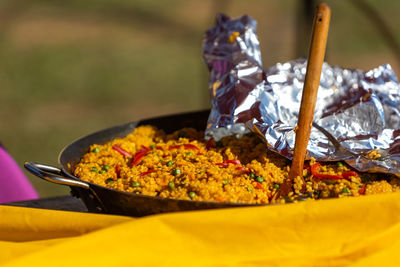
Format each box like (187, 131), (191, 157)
(73, 126), (400, 204)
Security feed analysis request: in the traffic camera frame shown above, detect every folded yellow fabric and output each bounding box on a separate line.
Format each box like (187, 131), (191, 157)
(2, 192), (400, 266)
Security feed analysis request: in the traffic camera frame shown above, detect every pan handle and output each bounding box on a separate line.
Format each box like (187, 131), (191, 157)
(24, 162), (90, 189)
(24, 162), (108, 213)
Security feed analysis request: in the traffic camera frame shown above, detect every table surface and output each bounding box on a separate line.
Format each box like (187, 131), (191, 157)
(2, 196), (89, 213)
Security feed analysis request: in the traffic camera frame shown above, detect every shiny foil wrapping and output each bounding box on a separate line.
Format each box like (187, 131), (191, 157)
(203, 14), (400, 176)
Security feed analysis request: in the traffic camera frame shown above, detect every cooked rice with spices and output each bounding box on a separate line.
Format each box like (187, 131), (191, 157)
(73, 126), (400, 204)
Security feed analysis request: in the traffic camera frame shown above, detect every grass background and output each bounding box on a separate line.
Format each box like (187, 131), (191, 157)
(1, 0), (399, 198)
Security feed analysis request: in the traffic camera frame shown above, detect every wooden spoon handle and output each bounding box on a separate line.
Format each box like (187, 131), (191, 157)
(289, 4), (331, 182)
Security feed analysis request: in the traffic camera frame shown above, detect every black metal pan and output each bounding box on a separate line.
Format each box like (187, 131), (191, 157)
(24, 110), (258, 217)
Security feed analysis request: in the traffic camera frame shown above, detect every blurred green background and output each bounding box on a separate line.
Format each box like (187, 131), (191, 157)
(1, 0), (399, 198)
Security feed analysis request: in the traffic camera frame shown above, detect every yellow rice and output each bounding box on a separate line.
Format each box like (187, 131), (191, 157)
(73, 125), (400, 204)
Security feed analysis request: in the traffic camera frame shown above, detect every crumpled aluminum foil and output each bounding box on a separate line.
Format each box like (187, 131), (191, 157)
(203, 14), (400, 176)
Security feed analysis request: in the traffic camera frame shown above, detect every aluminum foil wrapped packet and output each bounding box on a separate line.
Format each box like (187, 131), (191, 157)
(203, 14), (400, 176)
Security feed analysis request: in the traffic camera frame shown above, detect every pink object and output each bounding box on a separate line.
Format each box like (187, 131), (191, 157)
(0, 145), (38, 203)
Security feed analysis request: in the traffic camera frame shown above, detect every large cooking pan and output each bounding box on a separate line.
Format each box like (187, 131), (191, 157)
(24, 110), (259, 217)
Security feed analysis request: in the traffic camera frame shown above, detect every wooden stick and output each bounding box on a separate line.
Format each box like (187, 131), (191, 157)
(279, 3), (331, 197)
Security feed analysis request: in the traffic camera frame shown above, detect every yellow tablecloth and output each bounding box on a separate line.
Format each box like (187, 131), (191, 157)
(2, 192), (400, 266)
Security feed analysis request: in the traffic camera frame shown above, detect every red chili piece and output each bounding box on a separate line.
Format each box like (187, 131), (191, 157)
(311, 163), (344, 179)
(311, 163), (357, 180)
(139, 169), (156, 178)
(132, 153), (145, 166)
(217, 159), (241, 168)
(168, 145), (181, 150)
(183, 144), (199, 150)
(131, 146), (151, 166)
(112, 145), (132, 157)
(342, 171), (358, 179)
(132, 151), (147, 166)
(235, 166), (251, 174)
(115, 165), (121, 179)
(358, 184), (366, 195)
(225, 159), (241, 165)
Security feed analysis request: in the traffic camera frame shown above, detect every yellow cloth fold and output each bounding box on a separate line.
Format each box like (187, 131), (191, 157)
(2, 192), (400, 266)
